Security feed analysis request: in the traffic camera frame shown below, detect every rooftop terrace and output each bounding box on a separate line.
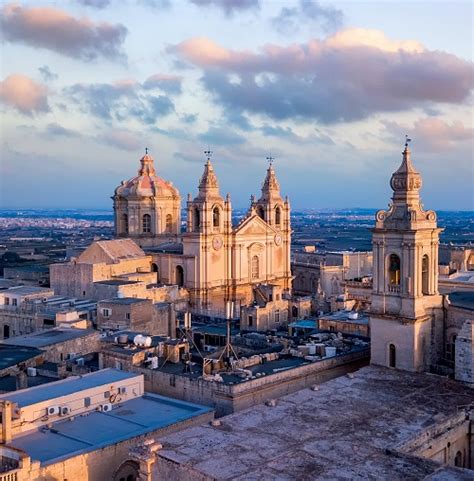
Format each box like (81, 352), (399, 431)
(9, 393), (211, 465)
(0, 344), (43, 371)
(157, 366), (474, 480)
(2, 328), (97, 349)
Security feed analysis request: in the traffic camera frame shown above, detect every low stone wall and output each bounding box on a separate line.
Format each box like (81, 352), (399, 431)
(137, 349), (369, 417)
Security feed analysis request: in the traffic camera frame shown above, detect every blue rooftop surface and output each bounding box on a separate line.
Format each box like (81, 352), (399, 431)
(9, 394), (212, 465)
(288, 320), (318, 329)
(0, 369), (138, 407)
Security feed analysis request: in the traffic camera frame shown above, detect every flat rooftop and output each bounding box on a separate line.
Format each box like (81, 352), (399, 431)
(449, 291), (474, 311)
(0, 369), (137, 408)
(2, 328), (97, 348)
(1, 286), (52, 296)
(0, 344), (43, 370)
(9, 393), (211, 465)
(101, 297), (148, 305)
(157, 366), (474, 480)
(319, 310), (370, 324)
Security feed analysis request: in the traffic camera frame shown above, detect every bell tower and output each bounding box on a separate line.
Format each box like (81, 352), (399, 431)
(183, 151), (232, 308)
(370, 138), (443, 372)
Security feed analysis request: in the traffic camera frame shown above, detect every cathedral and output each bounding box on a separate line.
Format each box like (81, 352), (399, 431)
(112, 150), (292, 310)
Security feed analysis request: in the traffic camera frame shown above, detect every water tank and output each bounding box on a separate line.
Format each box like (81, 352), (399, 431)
(307, 344), (316, 355)
(118, 334), (129, 344)
(134, 335), (152, 347)
(325, 346), (337, 357)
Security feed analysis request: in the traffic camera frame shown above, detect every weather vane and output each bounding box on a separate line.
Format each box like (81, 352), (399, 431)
(204, 146), (213, 161)
(266, 154), (275, 166)
(404, 135), (412, 148)
(145, 147), (148, 155)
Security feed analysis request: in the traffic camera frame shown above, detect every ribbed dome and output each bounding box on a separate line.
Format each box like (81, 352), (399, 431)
(114, 152), (180, 199)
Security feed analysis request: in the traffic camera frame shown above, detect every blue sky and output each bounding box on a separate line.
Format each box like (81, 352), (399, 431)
(0, 0), (472, 210)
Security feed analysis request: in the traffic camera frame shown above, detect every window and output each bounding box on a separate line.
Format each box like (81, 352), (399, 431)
(84, 397), (91, 407)
(275, 206), (281, 225)
(12, 298), (17, 307)
(213, 207), (220, 227)
(102, 308), (111, 318)
(166, 214), (172, 232)
(193, 208), (200, 232)
(454, 451), (463, 468)
(176, 265), (184, 287)
(3, 325), (10, 339)
(389, 344), (396, 368)
(126, 313), (130, 320)
(248, 315), (253, 327)
(446, 335), (457, 363)
(422, 255), (429, 295)
(142, 214), (151, 233)
(257, 206), (265, 220)
(275, 309), (280, 324)
(388, 254), (401, 285)
(251, 256), (259, 280)
(4, 297), (9, 306)
(170, 376), (176, 387)
(122, 213), (128, 234)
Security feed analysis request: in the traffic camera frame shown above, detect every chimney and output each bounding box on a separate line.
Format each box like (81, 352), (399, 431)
(1, 400), (13, 444)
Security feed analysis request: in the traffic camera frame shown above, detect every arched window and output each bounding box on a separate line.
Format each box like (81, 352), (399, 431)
(256, 206), (265, 220)
(142, 214), (151, 233)
(122, 214), (128, 234)
(422, 254), (429, 295)
(251, 255), (259, 280)
(3, 325), (10, 339)
(176, 265), (184, 287)
(389, 344), (396, 368)
(193, 208), (200, 232)
(275, 206), (281, 225)
(151, 263), (160, 283)
(166, 214), (172, 233)
(213, 207), (220, 227)
(454, 450), (463, 468)
(388, 254), (401, 285)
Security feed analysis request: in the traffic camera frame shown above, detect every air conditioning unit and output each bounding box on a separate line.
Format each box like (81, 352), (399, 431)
(100, 403), (113, 413)
(27, 367), (37, 377)
(47, 406), (60, 416)
(118, 387), (126, 394)
(60, 406), (71, 416)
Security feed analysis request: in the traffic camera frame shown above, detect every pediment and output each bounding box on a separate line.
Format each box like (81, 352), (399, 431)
(234, 214), (276, 237)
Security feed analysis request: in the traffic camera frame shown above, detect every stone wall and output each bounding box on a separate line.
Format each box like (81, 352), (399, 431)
(455, 320), (474, 385)
(135, 349), (369, 417)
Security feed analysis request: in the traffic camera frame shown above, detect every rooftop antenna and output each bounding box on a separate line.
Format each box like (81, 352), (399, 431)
(218, 301), (240, 364)
(404, 135), (412, 148)
(145, 146), (149, 155)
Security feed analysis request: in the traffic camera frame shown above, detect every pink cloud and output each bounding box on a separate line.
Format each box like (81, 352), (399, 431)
(0, 74), (49, 115)
(100, 130), (143, 151)
(384, 117), (474, 151)
(0, 3), (127, 60)
(170, 30), (473, 123)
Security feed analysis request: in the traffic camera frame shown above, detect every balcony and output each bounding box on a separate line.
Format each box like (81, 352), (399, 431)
(387, 283), (401, 294)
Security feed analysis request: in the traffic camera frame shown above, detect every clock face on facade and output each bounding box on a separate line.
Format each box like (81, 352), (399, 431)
(212, 236), (223, 250)
(274, 234), (282, 246)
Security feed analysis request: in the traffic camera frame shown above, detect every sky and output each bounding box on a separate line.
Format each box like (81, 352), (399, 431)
(0, 0), (472, 211)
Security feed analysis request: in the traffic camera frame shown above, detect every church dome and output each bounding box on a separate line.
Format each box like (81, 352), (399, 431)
(114, 151), (180, 199)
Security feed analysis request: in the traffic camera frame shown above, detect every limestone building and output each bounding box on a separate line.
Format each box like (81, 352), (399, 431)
(370, 141), (444, 372)
(111, 151), (292, 311)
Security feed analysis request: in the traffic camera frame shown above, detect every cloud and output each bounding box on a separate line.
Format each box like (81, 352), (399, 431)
(170, 30), (473, 124)
(76, 0), (111, 8)
(198, 127), (246, 145)
(45, 122), (79, 137)
(272, 0), (343, 35)
(38, 65), (58, 83)
(100, 130), (143, 151)
(0, 74), (49, 115)
(139, 0), (172, 8)
(0, 3), (127, 61)
(189, 0), (259, 16)
(67, 79), (174, 124)
(143, 74), (182, 94)
(383, 117), (474, 152)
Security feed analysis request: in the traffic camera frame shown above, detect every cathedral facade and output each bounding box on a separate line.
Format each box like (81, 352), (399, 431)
(113, 151), (292, 310)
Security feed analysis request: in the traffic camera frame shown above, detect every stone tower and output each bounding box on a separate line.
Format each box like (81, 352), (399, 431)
(370, 141), (443, 372)
(113, 151), (181, 247)
(183, 154), (232, 307)
(254, 161), (292, 291)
